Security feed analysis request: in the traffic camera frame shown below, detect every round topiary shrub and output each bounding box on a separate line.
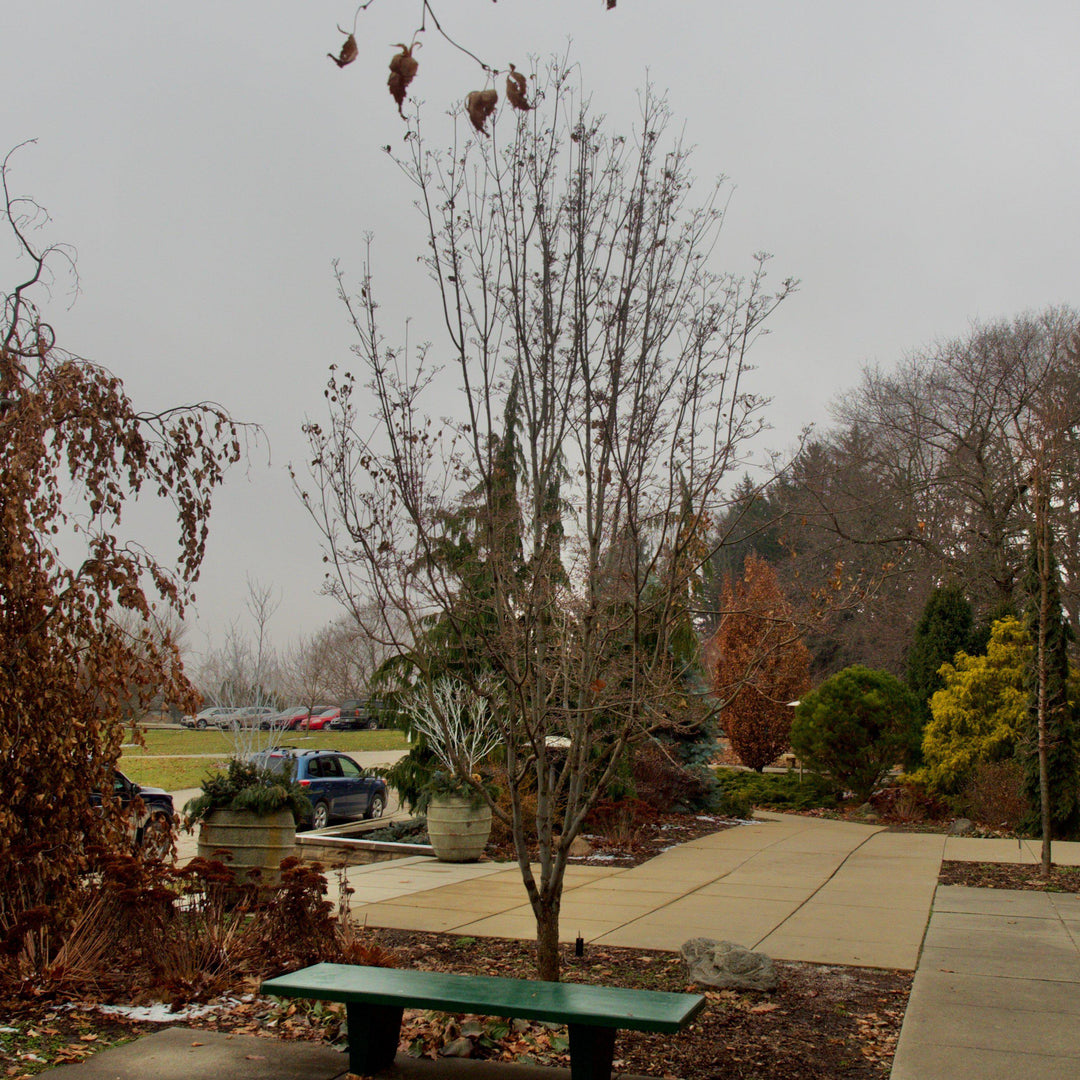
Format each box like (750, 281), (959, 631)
(791, 666), (920, 803)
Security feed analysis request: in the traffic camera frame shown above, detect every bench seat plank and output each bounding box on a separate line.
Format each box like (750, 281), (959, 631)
(262, 962), (705, 1033)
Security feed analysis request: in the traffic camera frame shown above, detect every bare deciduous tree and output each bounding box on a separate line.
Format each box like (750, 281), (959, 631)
(193, 576), (286, 756)
(298, 63), (794, 980)
(784, 308), (1080, 673)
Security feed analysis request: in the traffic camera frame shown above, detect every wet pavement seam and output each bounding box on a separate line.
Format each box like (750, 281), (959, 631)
(749, 824), (884, 950)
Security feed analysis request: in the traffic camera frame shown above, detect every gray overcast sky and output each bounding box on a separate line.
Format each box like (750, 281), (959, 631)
(4, 1), (1078, 657)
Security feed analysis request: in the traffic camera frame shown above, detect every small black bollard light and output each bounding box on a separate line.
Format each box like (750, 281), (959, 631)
(575, 934), (584, 958)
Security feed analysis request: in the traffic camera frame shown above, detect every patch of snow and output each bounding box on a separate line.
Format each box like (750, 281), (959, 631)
(585, 854), (617, 862)
(81, 999), (243, 1023)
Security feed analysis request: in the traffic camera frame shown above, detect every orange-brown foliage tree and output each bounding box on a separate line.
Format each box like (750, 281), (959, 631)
(0, 147), (241, 968)
(706, 554), (811, 771)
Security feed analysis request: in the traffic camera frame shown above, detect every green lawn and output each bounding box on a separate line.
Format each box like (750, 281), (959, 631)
(119, 726), (409, 791)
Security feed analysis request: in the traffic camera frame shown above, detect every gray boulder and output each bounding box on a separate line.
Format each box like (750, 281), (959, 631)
(440, 1037), (474, 1058)
(681, 937), (778, 992)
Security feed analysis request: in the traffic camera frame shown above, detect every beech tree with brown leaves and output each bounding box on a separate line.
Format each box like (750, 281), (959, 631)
(298, 62), (794, 981)
(706, 554), (811, 771)
(326, 1), (602, 126)
(0, 145), (242, 969)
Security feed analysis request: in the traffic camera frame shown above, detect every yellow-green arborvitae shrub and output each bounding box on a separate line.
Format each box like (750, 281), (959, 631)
(914, 617), (1030, 794)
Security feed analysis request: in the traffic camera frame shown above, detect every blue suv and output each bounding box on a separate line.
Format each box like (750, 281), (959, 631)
(249, 748), (387, 831)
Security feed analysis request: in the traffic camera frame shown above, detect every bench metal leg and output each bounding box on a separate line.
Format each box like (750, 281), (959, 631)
(345, 1002), (403, 1075)
(567, 1023), (617, 1080)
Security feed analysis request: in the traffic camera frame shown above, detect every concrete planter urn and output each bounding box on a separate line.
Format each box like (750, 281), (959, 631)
(426, 795), (492, 862)
(197, 808), (297, 888)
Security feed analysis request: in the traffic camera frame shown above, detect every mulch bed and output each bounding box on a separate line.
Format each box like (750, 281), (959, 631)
(938, 860), (1080, 892)
(377, 931), (911, 1079)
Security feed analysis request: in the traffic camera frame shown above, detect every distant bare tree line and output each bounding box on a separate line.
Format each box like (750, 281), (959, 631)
(711, 306), (1080, 677)
(186, 579), (403, 712)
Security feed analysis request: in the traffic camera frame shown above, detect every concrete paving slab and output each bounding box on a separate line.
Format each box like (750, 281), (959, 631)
(444, 912), (539, 940)
(891, 1041), (1080, 1080)
(560, 864), (627, 878)
(917, 943), (1080, 982)
(420, 880), (531, 900)
(756, 933), (918, 970)
(38, 1027), (658, 1080)
(692, 881), (814, 902)
(592, 919), (766, 952)
(899, 999), (1080, 1057)
(378, 892), (516, 916)
(943, 837), (1039, 864)
(1048, 891), (1080, 916)
(923, 909), (1067, 936)
(452, 913), (623, 943)
(902, 968), (1080, 1016)
(924, 907), (1075, 941)
(345, 855), (436, 874)
(352, 903), (483, 932)
(556, 898), (659, 922)
(657, 895), (800, 923)
(1025, 839), (1080, 864)
(772, 902), (929, 940)
(810, 887), (934, 912)
(346, 885), (434, 905)
(934, 885), (1061, 917)
(39, 1027), (348, 1080)
(570, 874), (691, 895)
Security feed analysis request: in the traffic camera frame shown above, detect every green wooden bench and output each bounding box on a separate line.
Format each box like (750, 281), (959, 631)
(261, 961), (705, 1080)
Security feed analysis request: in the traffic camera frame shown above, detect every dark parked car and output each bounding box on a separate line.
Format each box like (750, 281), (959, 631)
(331, 698), (387, 731)
(92, 770), (175, 859)
(249, 748), (387, 830)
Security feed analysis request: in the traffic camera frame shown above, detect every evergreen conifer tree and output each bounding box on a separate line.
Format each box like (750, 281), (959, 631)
(907, 584), (976, 713)
(905, 583), (976, 763)
(1023, 543), (1080, 839)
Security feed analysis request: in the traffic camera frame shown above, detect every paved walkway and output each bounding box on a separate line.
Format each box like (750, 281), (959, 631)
(893, 885), (1080, 1079)
(342, 813), (943, 970)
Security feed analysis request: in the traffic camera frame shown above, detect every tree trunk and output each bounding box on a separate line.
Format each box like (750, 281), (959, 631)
(1034, 462), (1053, 878)
(535, 897), (561, 982)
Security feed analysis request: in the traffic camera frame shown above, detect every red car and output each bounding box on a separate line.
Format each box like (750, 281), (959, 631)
(303, 706), (341, 730)
(271, 706), (313, 731)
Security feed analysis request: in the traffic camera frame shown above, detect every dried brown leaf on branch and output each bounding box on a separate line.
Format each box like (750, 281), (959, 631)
(388, 43), (420, 117)
(465, 88), (499, 135)
(327, 27), (358, 68)
(506, 64), (531, 111)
